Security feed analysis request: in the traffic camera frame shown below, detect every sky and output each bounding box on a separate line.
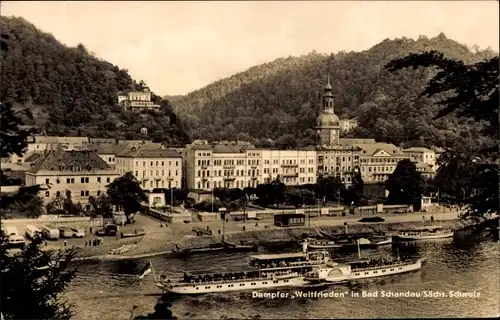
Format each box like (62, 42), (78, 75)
(2, 1), (498, 96)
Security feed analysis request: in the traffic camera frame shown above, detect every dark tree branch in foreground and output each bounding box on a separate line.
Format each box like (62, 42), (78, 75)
(386, 51), (499, 220)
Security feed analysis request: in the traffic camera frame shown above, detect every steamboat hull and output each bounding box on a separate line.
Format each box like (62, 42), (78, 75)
(323, 259), (423, 283)
(394, 233), (453, 241)
(157, 276), (311, 295)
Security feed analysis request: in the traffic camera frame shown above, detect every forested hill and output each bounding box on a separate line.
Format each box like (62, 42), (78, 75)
(0, 16), (189, 145)
(171, 34), (496, 149)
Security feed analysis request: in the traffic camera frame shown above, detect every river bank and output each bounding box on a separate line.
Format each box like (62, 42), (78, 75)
(76, 211), (463, 261)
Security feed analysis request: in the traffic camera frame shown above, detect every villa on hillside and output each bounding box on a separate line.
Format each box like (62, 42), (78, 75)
(117, 87), (161, 112)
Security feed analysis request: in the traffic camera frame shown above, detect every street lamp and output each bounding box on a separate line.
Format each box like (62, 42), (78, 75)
(219, 207), (227, 242)
(167, 177), (174, 214)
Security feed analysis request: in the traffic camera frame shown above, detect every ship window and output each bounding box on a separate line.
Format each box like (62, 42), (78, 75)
(273, 280), (278, 283)
(251, 283), (256, 285)
(355, 273), (360, 275)
(240, 284), (245, 286)
(284, 280), (289, 283)
(364, 272), (369, 275)
(374, 271), (378, 274)
(205, 286), (210, 289)
(382, 270), (386, 272)
(398, 268), (402, 270)
(196, 287), (199, 290)
(263, 282), (267, 284)
(390, 269), (394, 271)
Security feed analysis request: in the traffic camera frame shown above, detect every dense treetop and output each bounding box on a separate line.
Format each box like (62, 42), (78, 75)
(170, 34), (496, 150)
(0, 16), (189, 145)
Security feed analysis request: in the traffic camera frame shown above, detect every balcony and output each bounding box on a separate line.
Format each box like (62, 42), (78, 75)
(281, 163), (298, 167)
(223, 176), (236, 181)
(251, 176), (258, 180)
(223, 165), (235, 169)
(282, 173), (299, 177)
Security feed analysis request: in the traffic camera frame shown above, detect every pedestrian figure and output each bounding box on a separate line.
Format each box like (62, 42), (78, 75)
(431, 215), (434, 221)
(100, 237), (104, 245)
(134, 228), (137, 234)
(84, 241), (87, 246)
(44, 241), (48, 247)
(116, 233), (119, 241)
(121, 232), (124, 238)
(160, 222), (163, 227)
(225, 218), (229, 223)
(64, 240), (67, 247)
(218, 229), (221, 235)
(242, 226), (246, 231)
(93, 239), (96, 246)
(90, 226), (93, 234)
(255, 223), (258, 227)
(206, 225), (210, 231)
(422, 216), (425, 221)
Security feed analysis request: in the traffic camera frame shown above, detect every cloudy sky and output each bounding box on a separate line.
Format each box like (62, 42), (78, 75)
(2, 1), (498, 96)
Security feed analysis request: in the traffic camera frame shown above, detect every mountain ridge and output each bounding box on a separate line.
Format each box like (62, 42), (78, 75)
(168, 33), (496, 149)
(0, 16), (190, 145)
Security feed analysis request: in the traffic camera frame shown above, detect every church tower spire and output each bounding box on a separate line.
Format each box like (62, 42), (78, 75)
(315, 74), (340, 147)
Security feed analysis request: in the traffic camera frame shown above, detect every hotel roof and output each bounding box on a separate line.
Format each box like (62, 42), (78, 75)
(116, 148), (182, 158)
(27, 150), (112, 173)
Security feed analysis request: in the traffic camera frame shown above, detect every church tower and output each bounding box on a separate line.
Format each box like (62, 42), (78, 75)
(315, 75), (340, 147)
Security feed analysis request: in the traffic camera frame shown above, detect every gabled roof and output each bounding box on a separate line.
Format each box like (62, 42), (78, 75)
(116, 148), (181, 159)
(403, 147), (434, 153)
(91, 144), (127, 155)
(24, 152), (44, 163)
(356, 143), (404, 156)
(28, 150), (112, 173)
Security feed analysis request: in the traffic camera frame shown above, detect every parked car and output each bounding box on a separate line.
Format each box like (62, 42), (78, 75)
(40, 225), (60, 240)
(1, 225), (26, 248)
(58, 227), (74, 238)
(25, 225), (42, 240)
(71, 227), (85, 238)
(96, 224), (118, 236)
(358, 216), (385, 223)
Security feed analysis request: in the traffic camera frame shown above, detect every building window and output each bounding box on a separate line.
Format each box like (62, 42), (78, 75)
(56, 191), (60, 197)
(85, 191), (89, 196)
(81, 177), (85, 183)
(45, 191), (50, 197)
(81, 191), (85, 196)
(97, 191), (101, 196)
(85, 177), (89, 183)
(71, 178), (75, 183)
(106, 178), (110, 183)
(45, 178), (50, 184)
(97, 177), (101, 183)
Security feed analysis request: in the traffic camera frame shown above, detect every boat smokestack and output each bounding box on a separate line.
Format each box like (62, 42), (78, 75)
(302, 239), (308, 254)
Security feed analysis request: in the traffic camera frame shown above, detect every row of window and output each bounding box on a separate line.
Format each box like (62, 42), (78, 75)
(319, 156), (359, 162)
(361, 158), (405, 163)
(143, 180), (179, 188)
(44, 190), (103, 198)
(116, 160), (180, 167)
(198, 179), (258, 189)
(131, 170), (179, 177)
(45, 177), (112, 184)
(198, 159), (315, 166)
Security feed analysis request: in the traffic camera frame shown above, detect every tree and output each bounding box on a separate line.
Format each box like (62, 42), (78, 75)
(315, 176), (344, 204)
(255, 179), (286, 208)
(88, 194), (113, 218)
(0, 102), (37, 158)
(386, 51), (499, 219)
(284, 188), (316, 208)
(46, 190), (82, 216)
(0, 235), (78, 319)
(343, 167), (365, 206)
(385, 159), (423, 208)
(106, 172), (146, 222)
(6, 191), (44, 218)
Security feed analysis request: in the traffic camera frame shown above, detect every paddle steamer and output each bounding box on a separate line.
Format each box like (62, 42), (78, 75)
(394, 226), (453, 241)
(156, 240), (330, 294)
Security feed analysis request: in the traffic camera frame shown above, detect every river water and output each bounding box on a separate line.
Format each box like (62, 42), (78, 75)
(66, 238), (499, 319)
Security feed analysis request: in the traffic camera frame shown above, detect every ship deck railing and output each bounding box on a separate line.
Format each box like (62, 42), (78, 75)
(350, 261), (418, 272)
(166, 274), (300, 287)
